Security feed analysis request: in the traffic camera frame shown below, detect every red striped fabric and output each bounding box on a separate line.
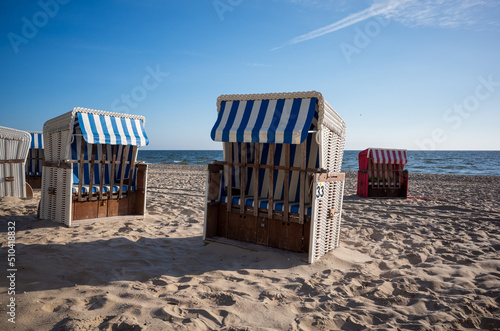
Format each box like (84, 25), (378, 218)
(369, 149), (407, 164)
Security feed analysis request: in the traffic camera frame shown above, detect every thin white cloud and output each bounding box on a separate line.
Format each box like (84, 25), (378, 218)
(275, 0), (498, 50)
(273, 0), (408, 50)
(388, 0), (498, 29)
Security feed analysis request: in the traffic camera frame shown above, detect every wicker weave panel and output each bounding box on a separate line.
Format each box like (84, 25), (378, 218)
(0, 126), (30, 198)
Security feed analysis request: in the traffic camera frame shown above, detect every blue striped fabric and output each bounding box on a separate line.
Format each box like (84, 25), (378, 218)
(29, 132), (43, 149)
(26, 132), (43, 175)
(26, 149), (43, 175)
(222, 131), (320, 204)
(211, 98), (318, 144)
(77, 112), (149, 146)
(70, 134), (137, 193)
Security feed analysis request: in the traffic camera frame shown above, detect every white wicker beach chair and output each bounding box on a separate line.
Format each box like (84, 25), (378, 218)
(0, 126), (31, 198)
(25, 131), (44, 189)
(204, 91), (347, 263)
(39, 107), (149, 227)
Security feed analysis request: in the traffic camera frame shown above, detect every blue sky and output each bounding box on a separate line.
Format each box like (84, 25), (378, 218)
(1, 0), (499, 150)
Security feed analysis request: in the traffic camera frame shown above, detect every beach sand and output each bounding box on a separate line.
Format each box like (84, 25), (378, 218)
(1, 164), (499, 330)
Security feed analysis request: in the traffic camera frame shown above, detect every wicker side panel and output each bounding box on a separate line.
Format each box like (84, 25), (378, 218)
(321, 126), (345, 173)
(309, 179), (345, 263)
(0, 163), (26, 198)
(308, 125), (346, 263)
(40, 129), (72, 224)
(40, 166), (71, 224)
(0, 138), (28, 198)
(45, 130), (70, 162)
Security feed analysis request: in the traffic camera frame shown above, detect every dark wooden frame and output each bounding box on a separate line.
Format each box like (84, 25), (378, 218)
(70, 142), (147, 222)
(205, 141), (333, 253)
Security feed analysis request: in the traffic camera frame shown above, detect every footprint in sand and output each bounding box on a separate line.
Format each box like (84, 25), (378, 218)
(86, 294), (108, 310)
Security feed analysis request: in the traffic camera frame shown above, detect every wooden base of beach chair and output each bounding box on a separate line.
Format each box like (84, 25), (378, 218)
(358, 170), (408, 198)
(26, 175), (42, 189)
(367, 187), (407, 198)
(71, 190), (146, 222)
(205, 203), (310, 253)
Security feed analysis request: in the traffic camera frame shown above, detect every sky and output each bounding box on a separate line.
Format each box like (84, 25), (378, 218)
(1, 0), (499, 150)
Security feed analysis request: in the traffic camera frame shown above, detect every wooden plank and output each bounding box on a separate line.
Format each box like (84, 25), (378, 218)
(239, 214), (257, 243)
(110, 145), (117, 200)
(284, 144), (290, 223)
(118, 145), (128, 199)
(255, 214), (269, 246)
(97, 200), (108, 218)
(78, 137), (85, 202)
(253, 143), (260, 216)
(207, 173), (222, 201)
(107, 198), (119, 217)
(205, 204), (219, 238)
(227, 210), (239, 240)
(227, 143), (232, 213)
(88, 144), (96, 200)
(118, 196), (129, 215)
(136, 163), (147, 190)
(212, 160), (323, 174)
(299, 141), (306, 225)
(217, 203), (228, 238)
(42, 161), (72, 169)
(99, 145), (106, 200)
(128, 146), (137, 190)
(316, 173), (346, 182)
(268, 143), (275, 219)
(240, 143), (246, 214)
(72, 200), (98, 221)
(0, 159), (24, 164)
(268, 218), (304, 252)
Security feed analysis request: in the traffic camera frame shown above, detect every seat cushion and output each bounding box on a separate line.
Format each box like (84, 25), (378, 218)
(72, 185), (135, 194)
(220, 195), (312, 216)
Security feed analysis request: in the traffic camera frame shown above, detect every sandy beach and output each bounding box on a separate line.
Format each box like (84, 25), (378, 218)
(1, 164), (499, 330)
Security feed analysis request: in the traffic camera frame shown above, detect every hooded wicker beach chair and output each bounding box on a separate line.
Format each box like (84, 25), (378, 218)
(0, 126), (31, 198)
(39, 107), (149, 227)
(204, 91), (347, 263)
(26, 131), (44, 189)
(357, 148), (408, 198)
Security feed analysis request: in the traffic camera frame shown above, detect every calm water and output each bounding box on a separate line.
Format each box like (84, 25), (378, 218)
(138, 150), (500, 176)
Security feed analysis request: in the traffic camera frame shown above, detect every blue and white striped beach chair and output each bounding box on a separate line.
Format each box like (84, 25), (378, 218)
(25, 131), (44, 189)
(39, 107), (149, 226)
(204, 91), (347, 263)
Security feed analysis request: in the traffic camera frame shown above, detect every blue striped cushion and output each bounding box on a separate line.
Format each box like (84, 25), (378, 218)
(221, 195), (312, 216)
(72, 185), (135, 194)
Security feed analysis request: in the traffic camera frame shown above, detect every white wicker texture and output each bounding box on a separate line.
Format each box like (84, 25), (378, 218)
(307, 109), (346, 263)
(0, 126), (31, 198)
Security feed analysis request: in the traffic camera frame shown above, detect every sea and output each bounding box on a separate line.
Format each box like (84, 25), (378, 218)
(138, 150), (500, 176)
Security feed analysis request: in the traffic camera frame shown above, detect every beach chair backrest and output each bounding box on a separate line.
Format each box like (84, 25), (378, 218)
(0, 126), (31, 198)
(26, 132), (44, 176)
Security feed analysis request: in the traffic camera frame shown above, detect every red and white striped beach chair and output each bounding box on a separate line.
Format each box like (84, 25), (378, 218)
(357, 148), (408, 198)
(204, 91), (347, 263)
(39, 107), (149, 226)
